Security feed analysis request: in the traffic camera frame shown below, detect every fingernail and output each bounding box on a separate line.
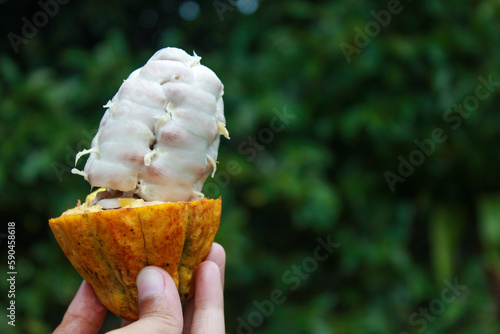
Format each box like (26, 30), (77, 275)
(137, 267), (165, 300)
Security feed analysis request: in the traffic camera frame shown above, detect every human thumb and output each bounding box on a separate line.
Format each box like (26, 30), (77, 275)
(112, 266), (183, 334)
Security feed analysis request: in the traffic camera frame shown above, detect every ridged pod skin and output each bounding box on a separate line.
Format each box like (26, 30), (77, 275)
(49, 196), (221, 321)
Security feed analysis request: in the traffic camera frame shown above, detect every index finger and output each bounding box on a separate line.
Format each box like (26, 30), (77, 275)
(204, 242), (226, 288)
(190, 261), (225, 334)
(182, 242), (226, 334)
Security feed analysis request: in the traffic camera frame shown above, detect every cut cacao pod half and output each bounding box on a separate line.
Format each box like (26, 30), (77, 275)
(49, 191), (221, 321)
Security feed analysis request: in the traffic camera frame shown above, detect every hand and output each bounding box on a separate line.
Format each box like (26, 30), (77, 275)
(54, 243), (226, 334)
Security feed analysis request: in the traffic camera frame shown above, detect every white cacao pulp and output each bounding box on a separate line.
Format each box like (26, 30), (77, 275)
(72, 47), (229, 203)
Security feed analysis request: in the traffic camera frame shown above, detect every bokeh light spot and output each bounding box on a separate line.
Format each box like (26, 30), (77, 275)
(237, 0), (259, 15)
(179, 1), (200, 21)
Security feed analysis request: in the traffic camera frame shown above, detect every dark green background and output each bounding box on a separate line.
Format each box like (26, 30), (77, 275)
(1, 0), (499, 333)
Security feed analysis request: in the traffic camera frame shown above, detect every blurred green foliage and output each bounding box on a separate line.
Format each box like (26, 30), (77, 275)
(1, 0), (500, 333)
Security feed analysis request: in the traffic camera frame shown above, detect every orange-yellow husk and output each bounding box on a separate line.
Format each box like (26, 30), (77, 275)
(49, 197), (221, 321)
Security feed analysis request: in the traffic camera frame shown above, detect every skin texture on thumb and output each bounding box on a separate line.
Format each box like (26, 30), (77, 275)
(109, 266), (183, 334)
